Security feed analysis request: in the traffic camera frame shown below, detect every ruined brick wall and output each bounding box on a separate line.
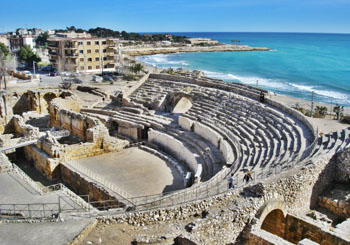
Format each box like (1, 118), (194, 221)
(336, 147), (350, 184)
(60, 164), (123, 207)
(284, 214), (348, 244)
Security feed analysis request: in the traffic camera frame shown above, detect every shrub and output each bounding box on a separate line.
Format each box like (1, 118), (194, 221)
(341, 115), (350, 124)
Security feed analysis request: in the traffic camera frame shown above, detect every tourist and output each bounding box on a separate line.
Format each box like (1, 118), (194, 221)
(243, 170), (253, 184)
(260, 91), (265, 103)
(228, 173), (234, 189)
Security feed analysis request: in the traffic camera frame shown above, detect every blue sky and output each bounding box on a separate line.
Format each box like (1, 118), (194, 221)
(1, 0), (349, 33)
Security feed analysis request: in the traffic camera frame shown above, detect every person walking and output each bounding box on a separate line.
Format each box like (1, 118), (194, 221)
(228, 173), (234, 189)
(243, 170), (253, 184)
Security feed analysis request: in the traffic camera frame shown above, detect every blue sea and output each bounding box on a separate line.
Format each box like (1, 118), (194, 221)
(136, 32), (350, 106)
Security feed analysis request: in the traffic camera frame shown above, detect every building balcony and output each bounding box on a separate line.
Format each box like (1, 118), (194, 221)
(49, 58), (58, 64)
(48, 51), (59, 56)
(65, 53), (78, 57)
(48, 42), (59, 48)
(64, 45), (78, 49)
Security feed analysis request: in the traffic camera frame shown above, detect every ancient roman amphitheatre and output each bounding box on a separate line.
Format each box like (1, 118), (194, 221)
(0, 70), (349, 244)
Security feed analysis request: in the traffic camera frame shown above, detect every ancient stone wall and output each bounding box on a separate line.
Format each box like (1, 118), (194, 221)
(284, 214), (349, 244)
(318, 195), (350, 219)
(178, 116), (193, 131)
(148, 129), (199, 174)
(24, 145), (60, 178)
(60, 164), (122, 206)
(49, 96), (81, 128)
(193, 122), (221, 148)
(11, 115), (40, 138)
(335, 147), (350, 184)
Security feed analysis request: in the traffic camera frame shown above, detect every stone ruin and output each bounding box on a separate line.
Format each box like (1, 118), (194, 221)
(0, 73), (349, 244)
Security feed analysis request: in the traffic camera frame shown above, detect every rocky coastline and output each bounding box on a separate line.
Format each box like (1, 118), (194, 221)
(121, 44), (270, 56)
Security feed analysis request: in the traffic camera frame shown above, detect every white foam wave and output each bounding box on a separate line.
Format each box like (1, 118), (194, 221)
(137, 54), (188, 67)
(203, 70), (289, 90)
(290, 84), (348, 101)
(203, 70), (349, 102)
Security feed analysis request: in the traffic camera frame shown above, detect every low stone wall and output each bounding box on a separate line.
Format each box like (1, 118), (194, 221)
(148, 129), (199, 174)
(178, 116), (193, 131)
(247, 229), (293, 245)
(193, 122), (221, 148)
(219, 139), (235, 164)
(60, 164), (122, 207)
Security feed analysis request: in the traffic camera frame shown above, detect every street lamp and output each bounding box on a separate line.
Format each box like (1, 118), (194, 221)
(33, 61), (36, 75)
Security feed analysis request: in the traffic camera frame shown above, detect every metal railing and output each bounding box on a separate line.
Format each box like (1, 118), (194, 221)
(10, 163), (44, 194)
(0, 203), (60, 220)
(45, 183), (93, 211)
(63, 162), (133, 206)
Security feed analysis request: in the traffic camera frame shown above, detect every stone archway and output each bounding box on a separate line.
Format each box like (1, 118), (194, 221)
(162, 92), (193, 114)
(261, 209), (286, 238)
(255, 199), (287, 239)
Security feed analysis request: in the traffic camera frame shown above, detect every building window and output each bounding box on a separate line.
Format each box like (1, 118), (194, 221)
(103, 57), (107, 61)
(103, 49), (107, 53)
(79, 50), (84, 54)
(80, 58), (84, 62)
(104, 65), (108, 68)
(80, 66), (84, 70)
(88, 58), (92, 62)
(96, 65), (100, 69)
(88, 66), (92, 70)
(95, 49), (99, 53)
(95, 57), (100, 61)
(87, 49), (91, 54)
(87, 41), (91, 45)
(102, 41), (107, 45)
(78, 41), (83, 45)
(95, 41), (99, 45)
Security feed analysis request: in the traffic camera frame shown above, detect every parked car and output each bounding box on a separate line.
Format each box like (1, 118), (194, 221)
(22, 71), (32, 76)
(60, 71), (71, 77)
(103, 75), (114, 81)
(93, 75), (103, 82)
(40, 66), (52, 72)
(73, 78), (83, 84)
(49, 70), (58, 76)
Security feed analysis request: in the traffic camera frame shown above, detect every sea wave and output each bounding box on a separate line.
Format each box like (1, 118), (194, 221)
(137, 54), (188, 67)
(203, 70), (349, 103)
(136, 54), (349, 105)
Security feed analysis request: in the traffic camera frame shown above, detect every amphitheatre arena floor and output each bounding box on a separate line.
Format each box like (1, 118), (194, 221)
(67, 147), (184, 197)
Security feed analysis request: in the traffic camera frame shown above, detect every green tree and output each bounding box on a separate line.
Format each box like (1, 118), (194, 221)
(129, 63), (143, 74)
(315, 106), (327, 118)
(0, 43), (9, 58)
(35, 32), (49, 47)
(17, 45), (41, 67)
